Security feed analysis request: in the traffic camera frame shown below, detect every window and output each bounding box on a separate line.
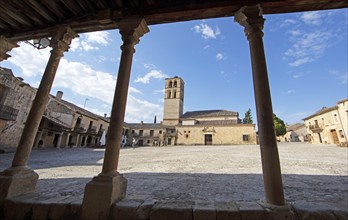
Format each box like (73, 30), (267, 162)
(339, 130), (345, 138)
(132, 130), (135, 134)
(159, 130), (162, 134)
(76, 116), (82, 127)
(89, 121), (93, 129)
(173, 91), (177, 98)
(139, 130), (143, 136)
(185, 134), (189, 138)
(147, 140), (151, 144)
(333, 114), (339, 123)
(150, 130), (154, 137)
(168, 91), (171, 99)
(169, 81), (173, 88)
(243, 134), (249, 142)
(173, 81), (177, 87)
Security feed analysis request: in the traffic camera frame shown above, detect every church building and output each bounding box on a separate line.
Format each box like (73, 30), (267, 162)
(124, 76), (257, 146)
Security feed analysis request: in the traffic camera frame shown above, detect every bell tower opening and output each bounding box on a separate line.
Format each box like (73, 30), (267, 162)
(163, 76), (184, 126)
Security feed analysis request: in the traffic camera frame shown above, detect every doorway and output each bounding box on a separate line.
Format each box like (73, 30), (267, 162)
(330, 130), (339, 145)
(204, 134), (212, 145)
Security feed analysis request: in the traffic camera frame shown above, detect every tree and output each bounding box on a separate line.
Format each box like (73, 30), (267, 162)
(243, 108), (253, 124)
(273, 114), (286, 136)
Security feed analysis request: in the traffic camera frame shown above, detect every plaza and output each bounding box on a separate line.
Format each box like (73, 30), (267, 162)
(0, 143), (347, 219)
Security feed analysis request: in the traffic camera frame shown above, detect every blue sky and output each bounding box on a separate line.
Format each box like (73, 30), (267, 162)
(1, 9), (347, 125)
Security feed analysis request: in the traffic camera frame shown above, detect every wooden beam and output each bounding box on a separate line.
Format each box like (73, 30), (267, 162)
(0, 4), (32, 27)
(24, 0), (56, 22)
(10, 0), (46, 25)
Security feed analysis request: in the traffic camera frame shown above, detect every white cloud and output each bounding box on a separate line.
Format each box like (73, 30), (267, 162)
(144, 63), (157, 70)
(292, 72), (304, 79)
(330, 70), (348, 84)
(134, 70), (168, 84)
(284, 31), (333, 67)
(70, 38), (80, 52)
(129, 87), (142, 94)
(280, 19), (297, 27)
(84, 31), (110, 45)
(70, 31), (111, 51)
(285, 90), (296, 94)
(125, 96), (163, 123)
(192, 23), (220, 39)
(81, 41), (99, 51)
(153, 89), (165, 95)
(5, 42), (163, 122)
(289, 57), (313, 67)
(216, 53), (224, 61)
(287, 29), (302, 37)
(300, 11), (322, 25)
(7, 43), (50, 77)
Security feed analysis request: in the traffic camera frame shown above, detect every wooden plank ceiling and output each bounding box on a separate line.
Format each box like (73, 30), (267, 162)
(0, 0), (347, 41)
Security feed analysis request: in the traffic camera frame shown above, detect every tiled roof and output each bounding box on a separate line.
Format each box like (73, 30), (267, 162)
(286, 123), (305, 131)
(181, 110), (238, 119)
(125, 123), (169, 129)
(42, 114), (71, 129)
(303, 106), (337, 120)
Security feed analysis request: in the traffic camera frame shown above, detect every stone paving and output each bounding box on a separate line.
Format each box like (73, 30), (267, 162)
(0, 143), (347, 219)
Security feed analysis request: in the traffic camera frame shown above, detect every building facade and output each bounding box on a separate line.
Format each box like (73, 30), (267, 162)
(279, 123), (309, 142)
(0, 67), (109, 151)
(0, 67), (36, 150)
(303, 99), (348, 146)
(125, 76), (257, 146)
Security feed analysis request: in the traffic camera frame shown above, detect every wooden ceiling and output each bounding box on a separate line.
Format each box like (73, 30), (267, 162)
(0, 0), (347, 41)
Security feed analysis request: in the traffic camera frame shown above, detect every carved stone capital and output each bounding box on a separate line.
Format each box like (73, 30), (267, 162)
(50, 26), (78, 54)
(234, 4), (265, 40)
(0, 36), (19, 61)
(117, 18), (149, 52)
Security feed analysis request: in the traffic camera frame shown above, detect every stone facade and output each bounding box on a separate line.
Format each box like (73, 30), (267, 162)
(303, 99), (348, 146)
(0, 67), (36, 150)
(279, 123), (309, 142)
(0, 67), (109, 151)
(33, 91), (110, 148)
(163, 77), (184, 126)
(125, 77), (257, 146)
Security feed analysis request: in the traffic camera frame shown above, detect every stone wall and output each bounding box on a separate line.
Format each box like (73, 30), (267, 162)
(176, 124), (257, 145)
(0, 68), (36, 150)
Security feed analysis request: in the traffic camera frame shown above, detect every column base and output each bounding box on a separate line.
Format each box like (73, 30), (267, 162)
(0, 166), (39, 203)
(258, 200), (295, 219)
(81, 172), (127, 220)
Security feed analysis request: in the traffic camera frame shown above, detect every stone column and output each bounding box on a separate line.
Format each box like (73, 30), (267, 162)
(0, 26), (77, 203)
(0, 36), (18, 61)
(82, 18), (149, 220)
(235, 5), (285, 206)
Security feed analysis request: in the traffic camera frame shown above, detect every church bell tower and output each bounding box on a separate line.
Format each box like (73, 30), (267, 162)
(163, 76), (184, 126)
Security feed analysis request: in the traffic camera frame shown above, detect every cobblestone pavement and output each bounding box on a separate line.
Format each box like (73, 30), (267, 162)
(0, 143), (347, 210)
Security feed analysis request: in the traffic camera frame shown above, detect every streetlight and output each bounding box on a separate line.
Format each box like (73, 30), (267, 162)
(83, 98), (89, 108)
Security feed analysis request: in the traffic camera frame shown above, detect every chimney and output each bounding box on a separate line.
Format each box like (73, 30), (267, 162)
(56, 91), (63, 101)
(140, 121), (143, 125)
(104, 113), (107, 118)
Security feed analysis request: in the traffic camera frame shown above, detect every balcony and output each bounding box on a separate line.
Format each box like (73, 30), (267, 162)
(0, 104), (19, 121)
(74, 123), (86, 132)
(309, 124), (323, 133)
(87, 126), (97, 134)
